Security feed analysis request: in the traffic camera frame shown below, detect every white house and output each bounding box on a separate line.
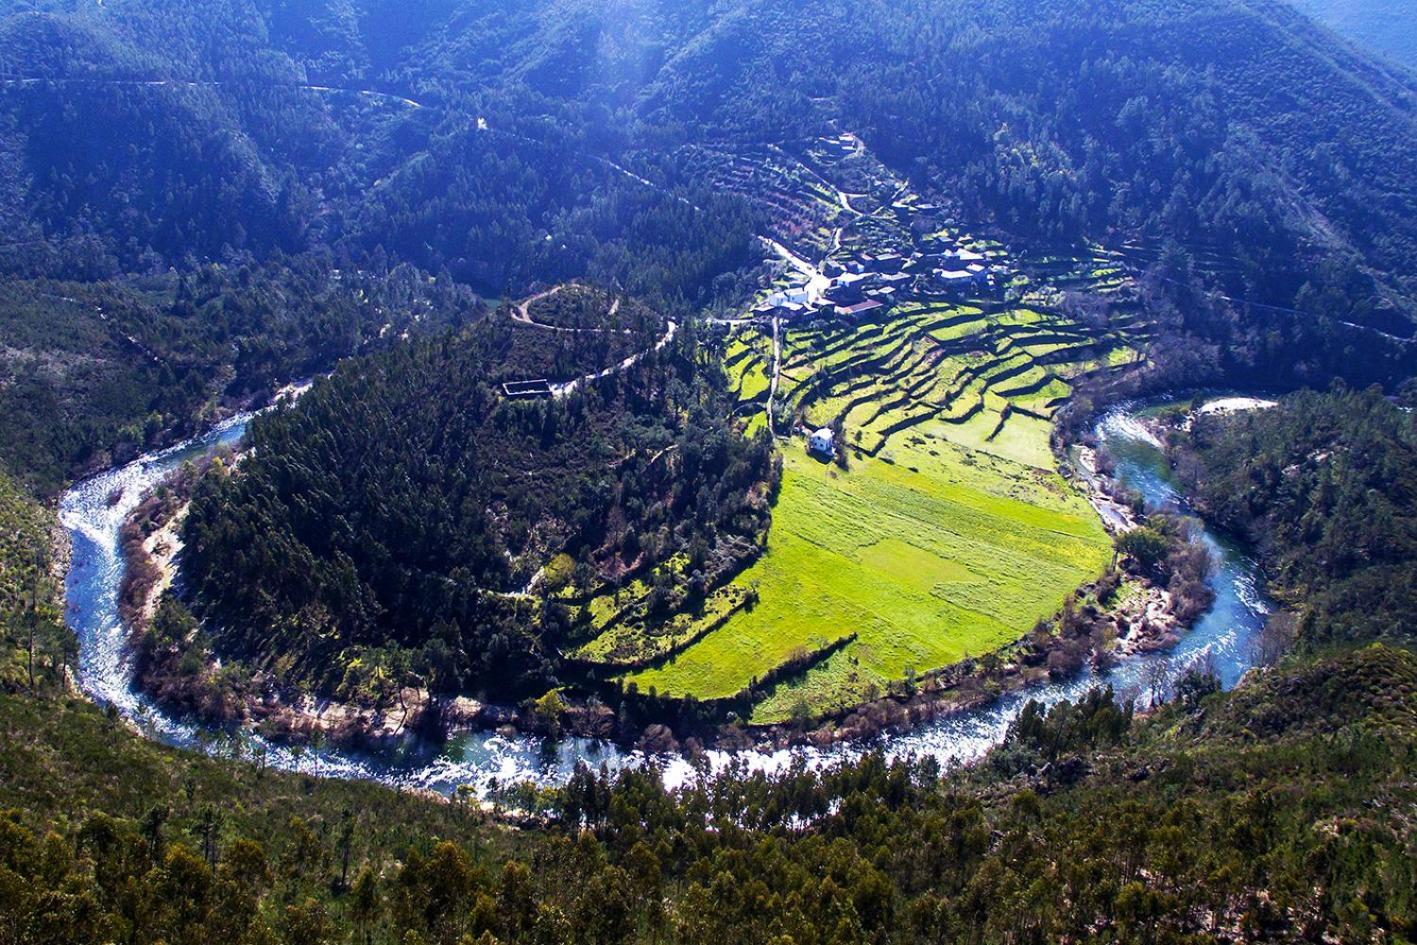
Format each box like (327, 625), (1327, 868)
(950, 248), (988, 266)
(766, 288), (809, 307)
(808, 427), (835, 457)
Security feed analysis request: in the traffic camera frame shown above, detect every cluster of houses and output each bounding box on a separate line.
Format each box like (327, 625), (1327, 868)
(752, 242), (1000, 325)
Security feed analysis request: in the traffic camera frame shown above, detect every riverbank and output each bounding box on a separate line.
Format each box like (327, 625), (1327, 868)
(65, 397), (1272, 796)
(112, 394), (1203, 760)
(113, 456), (478, 747)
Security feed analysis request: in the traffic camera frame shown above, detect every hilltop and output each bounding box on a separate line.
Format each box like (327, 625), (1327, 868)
(168, 293), (775, 718)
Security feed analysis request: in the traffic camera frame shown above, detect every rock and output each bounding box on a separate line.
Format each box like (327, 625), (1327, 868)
(1048, 756), (1089, 786)
(477, 704), (518, 727)
(564, 703), (616, 739)
(637, 723), (678, 754)
(443, 696), (484, 729)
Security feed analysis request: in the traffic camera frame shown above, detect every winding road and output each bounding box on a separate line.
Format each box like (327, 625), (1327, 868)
(0, 75), (424, 108)
(505, 283), (679, 399)
(551, 319), (678, 398)
(511, 284), (630, 334)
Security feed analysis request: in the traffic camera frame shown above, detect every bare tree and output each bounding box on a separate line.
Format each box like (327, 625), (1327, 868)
(1251, 611), (1297, 668)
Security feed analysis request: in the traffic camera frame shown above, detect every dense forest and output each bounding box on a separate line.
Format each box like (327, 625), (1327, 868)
(175, 312), (775, 705)
(1, 0), (1416, 490)
(2, 609), (1413, 944)
(0, 256), (480, 492)
(1177, 385), (1417, 648)
(0, 466), (67, 691)
(3, 385), (1412, 945)
(6, 392), (1417, 942)
(3, 0), (1417, 385)
(1, 0), (1416, 940)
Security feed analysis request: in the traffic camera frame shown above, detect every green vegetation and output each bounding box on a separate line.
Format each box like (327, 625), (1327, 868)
(1, 0), (1417, 939)
(521, 285), (658, 334)
(3, 378), (1415, 941)
(628, 441), (1109, 720)
(623, 285), (1133, 719)
(1179, 385), (1417, 648)
(178, 311), (774, 707)
(0, 468), (66, 691)
(0, 263), (479, 493)
(570, 583), (751, 668)
(1, 639), (1413, 944)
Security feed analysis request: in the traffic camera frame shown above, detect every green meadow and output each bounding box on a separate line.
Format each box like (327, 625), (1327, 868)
(625, 433), (1110, 720)
(609, 259), (1147, 721)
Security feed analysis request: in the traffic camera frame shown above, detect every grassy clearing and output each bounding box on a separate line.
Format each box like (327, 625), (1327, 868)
(635, 257), (1145, 718)
(624, 436), (1109, 720)
(573, 584), (750, 667)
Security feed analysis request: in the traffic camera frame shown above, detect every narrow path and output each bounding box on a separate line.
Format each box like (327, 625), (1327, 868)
(767, 316), (783, 436)
(0, 75), (424, 108)
(510, 284), (631, 335)
(505, 282), (677, 399)
(552, 320), (679, 399)
(762, 237), (832, 305)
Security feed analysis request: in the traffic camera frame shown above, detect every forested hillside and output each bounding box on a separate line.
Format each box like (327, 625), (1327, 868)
(0, 258), (480, 491)
(176, 311), (775, 706)
(0, 2), (1415, 941)
(1178, 385), (1417, 647)
(3, 0), (1417, 384)
(1, 635), (1412, 943)
(0, 467), (65, 690)
(7, 379), (1417, 942)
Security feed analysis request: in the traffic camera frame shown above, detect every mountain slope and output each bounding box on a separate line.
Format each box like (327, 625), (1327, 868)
(1287, 0), (1417, 70)
(4, 0), (1417, 360)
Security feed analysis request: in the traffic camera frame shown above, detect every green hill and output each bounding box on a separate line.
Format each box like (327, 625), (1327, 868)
(0, 467), (65, 691)
(3, 0), (1417, 382)
(176, 303), (774, 707)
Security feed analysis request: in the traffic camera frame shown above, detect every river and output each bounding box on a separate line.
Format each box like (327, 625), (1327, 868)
(60, 403), (1271, 796)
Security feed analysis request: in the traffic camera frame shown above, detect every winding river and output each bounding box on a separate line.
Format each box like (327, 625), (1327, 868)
(60, 404), (1271, 795)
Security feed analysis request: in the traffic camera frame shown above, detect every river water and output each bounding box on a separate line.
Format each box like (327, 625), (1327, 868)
(60, 404), (1271, 795)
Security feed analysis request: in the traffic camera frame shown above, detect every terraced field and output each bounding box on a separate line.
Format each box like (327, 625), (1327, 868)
(621, 269), (1147, 721)
(557, 134), (1146, 725)
(625, 441), (1110, 721)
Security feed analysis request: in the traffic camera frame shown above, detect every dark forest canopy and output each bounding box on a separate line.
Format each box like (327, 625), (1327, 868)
(1, 3), (1417, 940)
(0, 255), (481, 491)
(1177, 385), (1417, 648)
(2, 633), (1413, 945)
(8, 372), (1417, 945)
(2, 0), (1417, 370)
(178, 312), (775, 701)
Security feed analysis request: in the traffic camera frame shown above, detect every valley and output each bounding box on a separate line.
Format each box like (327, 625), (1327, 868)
(581, 134), (1147, 721)
(59, 393), (1274, 794)
(98, 130), (1189, 751)
(3, 1), (1416, 941)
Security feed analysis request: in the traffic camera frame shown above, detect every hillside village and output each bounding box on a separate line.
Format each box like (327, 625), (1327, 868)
(728, 132), (1008, 327)
(584, 132), (1150, 722)
(693, 131), (1141, 456)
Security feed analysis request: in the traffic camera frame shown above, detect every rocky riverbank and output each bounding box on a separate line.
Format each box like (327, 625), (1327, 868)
(112, 395), (1214, 760)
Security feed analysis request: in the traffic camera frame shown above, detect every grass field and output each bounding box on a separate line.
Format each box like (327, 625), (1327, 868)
(610, 257), (1146, 721)
(624, 433), (1110, 721)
